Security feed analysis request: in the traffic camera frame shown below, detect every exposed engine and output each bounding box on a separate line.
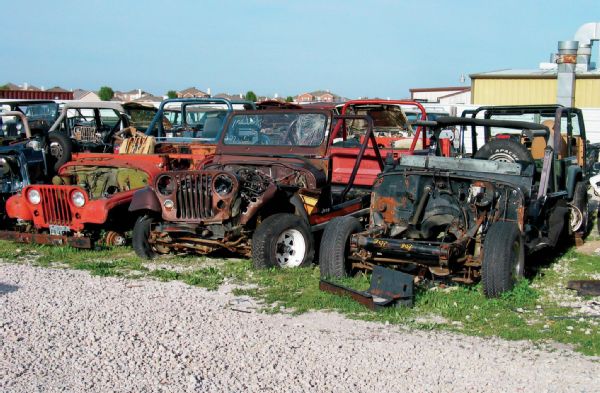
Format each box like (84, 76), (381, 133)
(55, 166), (149, 200)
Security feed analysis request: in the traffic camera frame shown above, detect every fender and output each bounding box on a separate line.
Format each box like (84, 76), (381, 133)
(128, 186), (162, 213)
(566, 166), (582, 199)
(5, 194), (33, 220)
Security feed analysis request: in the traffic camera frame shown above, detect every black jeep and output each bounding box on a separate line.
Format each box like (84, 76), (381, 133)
(0, 111), (52, 223)
(320, 116), (589, 297)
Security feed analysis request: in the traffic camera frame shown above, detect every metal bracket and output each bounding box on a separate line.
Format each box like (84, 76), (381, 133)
(319, 266), (414, 310)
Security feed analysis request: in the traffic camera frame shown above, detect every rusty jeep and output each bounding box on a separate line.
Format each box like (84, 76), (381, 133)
(319, 116), (586, 298)
(0, 98), (252, 248)
(129, 101), (430, 267)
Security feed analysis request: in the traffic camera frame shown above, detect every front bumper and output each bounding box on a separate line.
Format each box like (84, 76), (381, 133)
(0, 230), (92, 248)
(7, 185), (134, 231)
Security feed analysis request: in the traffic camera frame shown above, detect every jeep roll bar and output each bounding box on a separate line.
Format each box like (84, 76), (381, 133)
(337, 99), (428, 152)
(332, 114), (384, 201)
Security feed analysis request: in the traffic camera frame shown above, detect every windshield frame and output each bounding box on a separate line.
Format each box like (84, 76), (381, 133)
(217, 109), (333, 156)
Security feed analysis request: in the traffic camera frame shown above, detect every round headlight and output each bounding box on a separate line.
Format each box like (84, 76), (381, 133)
(213, 174), (233, 196)
(27, 189), (41, 205)
(157, 175), (174, 196)
(71, 191), (85, 207)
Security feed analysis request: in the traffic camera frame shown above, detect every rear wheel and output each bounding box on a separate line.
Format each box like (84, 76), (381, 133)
(482, 221), (524, 298)
(570, 180), (588, 234)
(252, 213), (314, 269)
(319, 216), (362, 278)
(133, 215), (157, 259)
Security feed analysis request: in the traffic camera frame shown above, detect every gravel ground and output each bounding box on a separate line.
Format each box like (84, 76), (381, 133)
(1, 263), (599, 393)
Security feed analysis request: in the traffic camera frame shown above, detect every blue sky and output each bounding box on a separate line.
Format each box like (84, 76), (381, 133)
(1, 0), (596, 98)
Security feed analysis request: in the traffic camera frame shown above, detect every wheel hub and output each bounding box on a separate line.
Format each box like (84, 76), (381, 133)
(275, 229), (306, 268)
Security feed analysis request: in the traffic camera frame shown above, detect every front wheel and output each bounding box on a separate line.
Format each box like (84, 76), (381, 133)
(251, 213), (314, 269)
(132, 215), (157, 259)
(481, 221), (524, 298)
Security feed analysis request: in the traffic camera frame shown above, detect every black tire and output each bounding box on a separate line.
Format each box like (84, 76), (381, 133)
(132, 215), (157, 260)
(251, 213), (314, 269)
(570, 180), (588, 235)
(482, 221), (525, 298)
(474, 138), (534, 165)
(48, 132), (73, 173)
(319, 216), (362, 278)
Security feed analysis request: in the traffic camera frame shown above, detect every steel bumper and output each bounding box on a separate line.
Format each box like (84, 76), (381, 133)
(0, 230), (92, 249)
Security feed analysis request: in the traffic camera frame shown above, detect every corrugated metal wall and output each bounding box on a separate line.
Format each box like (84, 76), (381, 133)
(576, 79), (600, 107)
(472, 79), (556, 105)
(472, 78), (600, 108)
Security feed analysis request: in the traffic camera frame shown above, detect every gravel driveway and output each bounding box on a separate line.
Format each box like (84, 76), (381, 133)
(1, 263), (599, 393)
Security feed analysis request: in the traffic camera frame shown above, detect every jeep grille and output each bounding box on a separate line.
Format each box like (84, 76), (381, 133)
(175, 173), (213, 220)
(40, 188), (73, 225)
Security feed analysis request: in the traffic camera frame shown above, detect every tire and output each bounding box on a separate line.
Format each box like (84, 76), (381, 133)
(319, 216), (362, 278)
(482, 221), (524, 298)
(570, 180), (588, 234)
(252, 213), (314, 269)
(474, 138), (534, 165)
(132, 215), (157, 260)
(48, 132), (73, 173)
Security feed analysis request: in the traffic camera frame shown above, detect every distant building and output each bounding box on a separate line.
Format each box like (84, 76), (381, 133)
(295, 90), (340, 103)
(177, 87), (209, 98)
(115, 89), (149, 101)
(73, 89), (101, 101)
(0, 81), (72, 100)
(409, 86), (471, 104)
(214, 92), (244, 100)
(133, 94), (164, 104)
(470, 67), (600, 108)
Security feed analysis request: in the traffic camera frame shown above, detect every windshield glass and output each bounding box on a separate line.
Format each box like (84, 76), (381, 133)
(13, 102), (58, 123)
(223, 112), (328, 147)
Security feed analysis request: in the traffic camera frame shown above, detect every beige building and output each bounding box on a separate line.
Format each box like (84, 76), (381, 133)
(470, 68), (600, 108)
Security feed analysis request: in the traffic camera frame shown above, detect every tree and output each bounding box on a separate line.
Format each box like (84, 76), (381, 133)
(0, 84), (8, 90)
(98, 86), (114, 101)
(285, 96), (294, 103)
(167, 90), (178, 99)
(244, 91), (257, 102)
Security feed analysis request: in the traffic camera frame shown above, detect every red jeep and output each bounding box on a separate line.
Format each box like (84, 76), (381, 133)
(130, 100), (432, 267)
(0, 98), (252, 248)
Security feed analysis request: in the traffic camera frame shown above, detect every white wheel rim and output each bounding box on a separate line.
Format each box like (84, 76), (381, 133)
(569, 204), (583, 232)
(275, 229), (306, 268)
(488, 152), (515, 163)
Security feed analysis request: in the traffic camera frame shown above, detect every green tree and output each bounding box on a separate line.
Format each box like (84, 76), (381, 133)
(98, 86), (114, 101)
(167, 90), (178, 99)
(0, 84), (8, 90)
(244, 91), (257, 102)
(285, 96), (294, 103)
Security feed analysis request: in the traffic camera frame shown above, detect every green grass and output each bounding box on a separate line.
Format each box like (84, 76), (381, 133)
(1, 239), (599, 356)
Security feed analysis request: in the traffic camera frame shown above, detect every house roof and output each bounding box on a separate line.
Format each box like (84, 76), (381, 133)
(409, 86), (470, 93)
(438, 88), (471, 99)
(46, 86), (69, 92)
(123, 89), (146, 95)
(179, 87), (208, 95)
(133, 94), (163, 103)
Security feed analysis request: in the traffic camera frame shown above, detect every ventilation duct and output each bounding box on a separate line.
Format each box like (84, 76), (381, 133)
(574, 22), (600, 71)
(556, 41), (578, 107)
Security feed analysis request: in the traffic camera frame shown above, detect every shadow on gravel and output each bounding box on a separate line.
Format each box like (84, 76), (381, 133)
(0, 283), (18, 295)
